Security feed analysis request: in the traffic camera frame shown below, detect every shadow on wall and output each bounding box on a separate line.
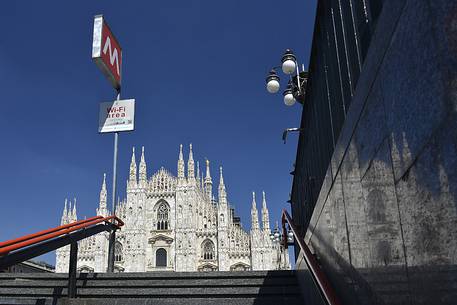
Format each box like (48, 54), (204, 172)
(299, 0), (457, 304)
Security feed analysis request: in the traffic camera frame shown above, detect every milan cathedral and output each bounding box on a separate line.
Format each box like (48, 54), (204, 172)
(56, 144), (290, 272)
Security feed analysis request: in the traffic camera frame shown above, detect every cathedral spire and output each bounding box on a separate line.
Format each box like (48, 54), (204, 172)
(187, 143), (195, 179)
(196, 161), (200, 182)
(205, 159), (211, 180)
(67, 200), (72, 220)
(71, 198), (77, 222)
(129, 147), (137, 185)
(178, 144), (185, 179)
(61, 199), (68, 225)
(98, 173), (108, 216)
(204, 159), (213, 200)
(218, 166), (227, 204)
(261, 191), (270, 231)
(139, 146), (147, 186)
(251, 192), (259, 231)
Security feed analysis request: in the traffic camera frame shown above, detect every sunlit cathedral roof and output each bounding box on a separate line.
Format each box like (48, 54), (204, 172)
(148, 167), (177, 196)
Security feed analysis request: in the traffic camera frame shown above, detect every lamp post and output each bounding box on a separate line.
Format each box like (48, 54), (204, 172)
(270, 222), (294, 270)
(265, 49), (308, 107)
(266, 49), (308, 143)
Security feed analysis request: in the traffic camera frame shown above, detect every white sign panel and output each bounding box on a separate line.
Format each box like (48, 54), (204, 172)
(98, 99), (135, 133)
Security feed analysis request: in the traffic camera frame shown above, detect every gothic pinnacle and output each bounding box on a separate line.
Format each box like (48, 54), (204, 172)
(188, 143), (195, 178)
(205, 159), (212, 180)
(139, 146), (147, 183)
(102, 173), (107, 191)
(251, 191), (259, 230)
(219, 166), (225, 187)
(251, 191), (257, 210)
(72, 198), (77, 221)
(61, 198), (68, 225)
(63, 198), (68, 215)
(204, 159), (213, 200)
(196, 161), (200, 180)
(261, 191), (270, 231)
(99, 173), (107, 212)
(178, 144), (185, 178)
(129, 146), (137, 183)
(218, 166), (227, 204)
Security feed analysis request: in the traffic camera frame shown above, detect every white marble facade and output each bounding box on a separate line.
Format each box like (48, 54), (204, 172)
(56, 144), (290, 273)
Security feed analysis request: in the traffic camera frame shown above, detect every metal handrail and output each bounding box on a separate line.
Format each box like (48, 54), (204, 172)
(281, 209), (342, 305)
(0, 215), (124, 298)
(0, 215), (124, 256)
(0, 216), (103, 249)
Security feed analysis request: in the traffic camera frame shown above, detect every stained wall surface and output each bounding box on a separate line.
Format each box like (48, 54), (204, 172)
(295, 0), (457, 304)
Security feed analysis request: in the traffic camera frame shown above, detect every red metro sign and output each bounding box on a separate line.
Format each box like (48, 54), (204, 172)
(92, 15), (122, 90)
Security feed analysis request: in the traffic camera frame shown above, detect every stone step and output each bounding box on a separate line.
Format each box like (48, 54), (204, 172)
(0, 285), (300, 297)
(0, 296), (304, 305)
(0, 271), (302, 305)
(0, 277), (298, 288)
(0, 270), (296, 280)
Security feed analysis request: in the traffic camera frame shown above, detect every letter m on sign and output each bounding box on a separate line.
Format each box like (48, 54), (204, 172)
(92, 15), (122, 90)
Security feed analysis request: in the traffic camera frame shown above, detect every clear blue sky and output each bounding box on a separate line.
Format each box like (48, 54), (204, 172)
(0, 1), (316, 265)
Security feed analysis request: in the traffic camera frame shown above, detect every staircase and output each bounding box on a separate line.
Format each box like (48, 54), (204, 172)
(0, 270), (302, 305)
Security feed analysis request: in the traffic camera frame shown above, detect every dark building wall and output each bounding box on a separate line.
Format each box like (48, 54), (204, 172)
(292, 0), (457, 304)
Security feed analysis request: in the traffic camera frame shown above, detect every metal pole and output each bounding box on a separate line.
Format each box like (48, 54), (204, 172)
(107, 230), (116, 272)
(295, 61), (301, 94)
(107, 91), (120, 273)
(112, 91), (120, 215)
(112, 132), (118, 215)
(68, 241), (78, 298)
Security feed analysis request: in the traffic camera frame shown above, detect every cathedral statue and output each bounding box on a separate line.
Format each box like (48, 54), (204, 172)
(56, 144), (290, 272)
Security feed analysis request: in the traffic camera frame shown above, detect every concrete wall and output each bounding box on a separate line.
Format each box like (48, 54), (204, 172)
(300, 0), (457, 304)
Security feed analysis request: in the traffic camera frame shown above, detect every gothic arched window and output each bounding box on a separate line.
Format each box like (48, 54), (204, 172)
(114, 242), (123, 262)
(156, 248), (167, 267)
(157, 202), (169, 230)
(202, 240), (215, 260)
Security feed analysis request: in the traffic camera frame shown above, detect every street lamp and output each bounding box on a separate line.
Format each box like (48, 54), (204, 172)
(265, 49), (308, 106)
(270, 225), (278, 242)
(270, 222), (294, 245)
(281, 49), (297, 74)
(266, 70), (280, 93)
(287, 230), (294, 243)
(283, 81), (295, 106)
(269, 222), (294, 270)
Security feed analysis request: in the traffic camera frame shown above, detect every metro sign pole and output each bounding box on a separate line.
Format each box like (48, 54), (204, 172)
(92, 15), (129, 273)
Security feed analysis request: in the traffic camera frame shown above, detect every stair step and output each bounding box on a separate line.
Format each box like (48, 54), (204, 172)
(0, 277), (297, 288)
(0, 271), (296, 280)
(0, 286), (300, 297)
(0, 296), (303, 305)
(0, 271), (302, 304)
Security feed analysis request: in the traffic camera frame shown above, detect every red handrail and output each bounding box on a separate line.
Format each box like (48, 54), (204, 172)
(0, 216), (103, 248)
(0, 215), (124, 256)
(281, 209), (342, 305)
